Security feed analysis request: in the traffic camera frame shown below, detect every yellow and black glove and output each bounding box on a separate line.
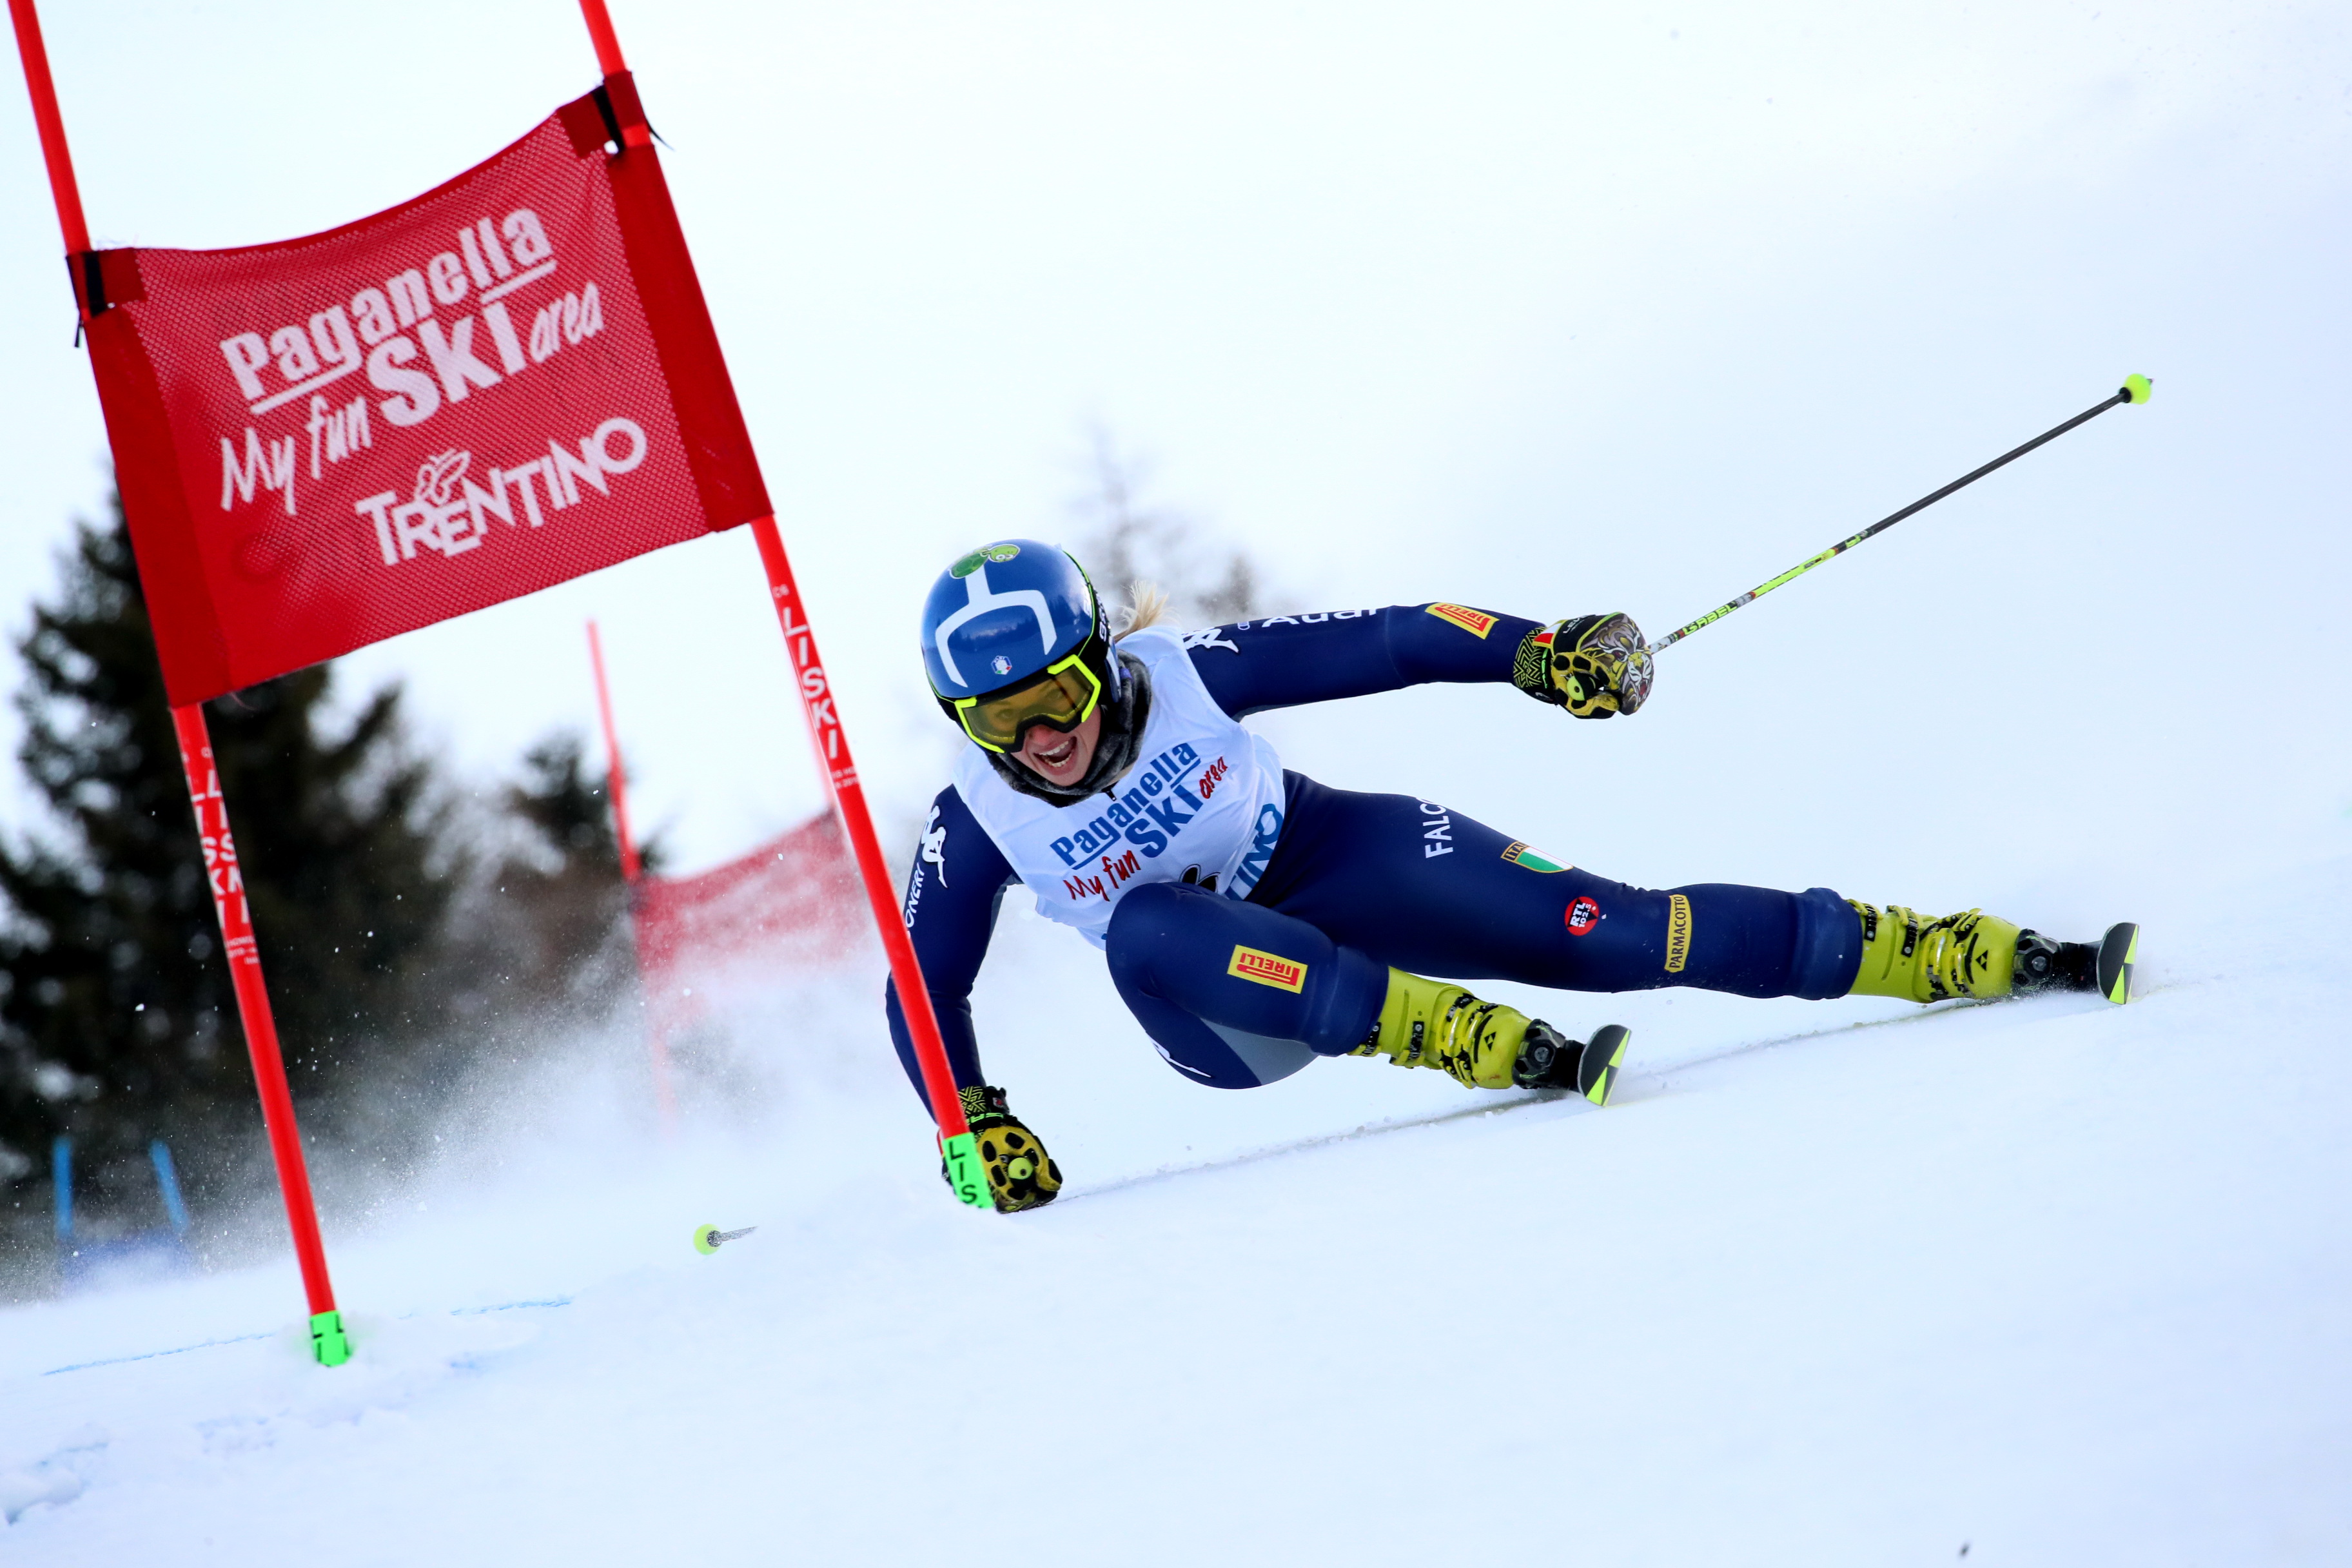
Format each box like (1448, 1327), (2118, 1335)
(958, 1084), (1063, 1211)
(1512, 612), (1654, 719)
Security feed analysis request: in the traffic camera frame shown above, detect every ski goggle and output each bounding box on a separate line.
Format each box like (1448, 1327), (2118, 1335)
(952, 652), (1104, 753)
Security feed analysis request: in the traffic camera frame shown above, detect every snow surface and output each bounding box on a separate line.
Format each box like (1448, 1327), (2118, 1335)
(6, 838), (2351, 1563)
(5, 0), (2351, 1560)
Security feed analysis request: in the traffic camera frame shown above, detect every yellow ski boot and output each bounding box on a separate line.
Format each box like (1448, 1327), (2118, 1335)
(1846, 903), (2141, 1005)
(1844, 903), (2021, 1001)
(1845, 903), (2142, 1004)
(1351, 968), (1631, 1104)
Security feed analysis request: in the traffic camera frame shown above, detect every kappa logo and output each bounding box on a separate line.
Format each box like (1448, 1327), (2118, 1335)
(1179, 627), (1240, 654)
(1565, 896), (1602, 936)
(1228, 945), (1308, 992)
(1664, 893), (1692, 973)
(1426, 603), (1498, 638)
(1502, 841), (1570, 873)
(919, 805), (950, 890)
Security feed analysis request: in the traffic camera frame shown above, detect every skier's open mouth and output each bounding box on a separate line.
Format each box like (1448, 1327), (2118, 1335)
(1030, 731), (1079, 770)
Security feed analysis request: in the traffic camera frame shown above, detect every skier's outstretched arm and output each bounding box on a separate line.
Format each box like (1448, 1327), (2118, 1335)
(1184, 603), (1651, 720)
(883, 787), (1015, 1116)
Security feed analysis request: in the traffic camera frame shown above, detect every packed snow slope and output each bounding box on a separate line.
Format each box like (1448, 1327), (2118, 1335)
(5, 0), (2350, 1561)
(5, 827), (2351, 1563)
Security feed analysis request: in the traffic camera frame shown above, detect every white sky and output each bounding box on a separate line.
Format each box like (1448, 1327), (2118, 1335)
(2, 0), (2347, 883)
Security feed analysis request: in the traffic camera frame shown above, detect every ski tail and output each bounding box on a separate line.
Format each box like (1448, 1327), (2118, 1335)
(1578, 1024), (1632, 1106)
(2097, 922), (2139, 1004)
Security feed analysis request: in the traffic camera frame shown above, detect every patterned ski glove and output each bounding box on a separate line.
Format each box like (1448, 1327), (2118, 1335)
(1512, 613), (1655, 719)
(957, 1084), (1063, 1212)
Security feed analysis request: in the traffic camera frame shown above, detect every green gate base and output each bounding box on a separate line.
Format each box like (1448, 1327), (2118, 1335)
(310, 1308), (351, 1367)
(940, 1132), (993, 1211)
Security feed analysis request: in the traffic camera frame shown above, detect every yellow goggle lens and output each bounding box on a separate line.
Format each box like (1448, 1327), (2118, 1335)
(955, 658), (1102, 752)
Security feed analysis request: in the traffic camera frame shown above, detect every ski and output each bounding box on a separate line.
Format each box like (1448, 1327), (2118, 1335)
(1578, 1024), (1632, 1106)
(2097, 921), (2140, 1005)
(1514, 1021), (1634, 1102)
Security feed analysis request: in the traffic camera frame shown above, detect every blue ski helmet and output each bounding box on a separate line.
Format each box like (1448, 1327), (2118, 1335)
(919, 540), (1121, 752)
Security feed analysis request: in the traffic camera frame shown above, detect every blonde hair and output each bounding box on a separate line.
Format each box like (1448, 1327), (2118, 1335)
(1115, 580), (1172, 636)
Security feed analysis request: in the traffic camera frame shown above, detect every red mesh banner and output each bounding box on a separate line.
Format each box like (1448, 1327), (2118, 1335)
(632, 812), (867, 992)
(79, 79), (769, 705)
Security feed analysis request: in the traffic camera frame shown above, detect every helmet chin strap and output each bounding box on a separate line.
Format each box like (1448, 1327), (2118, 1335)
(985, 652), (1152, 807)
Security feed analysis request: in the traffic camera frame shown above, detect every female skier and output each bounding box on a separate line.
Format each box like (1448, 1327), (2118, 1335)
(888, 540), (2135, 1211)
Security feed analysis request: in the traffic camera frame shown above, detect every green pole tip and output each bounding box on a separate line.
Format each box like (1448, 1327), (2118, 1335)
(2122, 373), (2152, 404)
(309, 1308), (351, 1367)
(939, 1131), (994, 1211)
(692, 1222), (721, 1255)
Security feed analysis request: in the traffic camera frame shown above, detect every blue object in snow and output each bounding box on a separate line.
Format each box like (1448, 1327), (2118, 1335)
(150, 1140), (190, 1235)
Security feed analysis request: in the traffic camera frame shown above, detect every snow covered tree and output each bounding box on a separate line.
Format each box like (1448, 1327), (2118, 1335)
(0, 499), (452, 1252)
(440, 732), (656, 1035)
(505, 731), (644, 879)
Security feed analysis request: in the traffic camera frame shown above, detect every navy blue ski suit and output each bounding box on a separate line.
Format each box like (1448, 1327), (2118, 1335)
(885, 607), (1863, 1106)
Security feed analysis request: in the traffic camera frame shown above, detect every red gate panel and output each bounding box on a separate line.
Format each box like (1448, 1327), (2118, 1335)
(77, 78), (768, 705)
(634, 811), (867, 990)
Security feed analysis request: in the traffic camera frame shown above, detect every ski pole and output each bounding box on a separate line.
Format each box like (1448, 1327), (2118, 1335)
(1647, 375), (2151, 655)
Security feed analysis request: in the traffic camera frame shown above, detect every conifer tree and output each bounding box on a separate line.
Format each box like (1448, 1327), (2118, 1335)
(449, 732), (656, 1030)
(0, 499), (451, 1246)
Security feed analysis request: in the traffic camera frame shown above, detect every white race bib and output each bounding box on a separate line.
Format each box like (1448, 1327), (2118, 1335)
(954, 628), (1287, 948)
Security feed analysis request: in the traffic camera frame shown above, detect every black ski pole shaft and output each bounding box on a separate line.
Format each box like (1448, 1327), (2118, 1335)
(1647, 375), (2151, 655)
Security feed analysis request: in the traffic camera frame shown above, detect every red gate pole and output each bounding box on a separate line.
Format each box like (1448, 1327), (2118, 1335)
(171, 711), (349, 1362)
(8, 0), (351, 1360)
(587, 620), (679, 1135)
(587, 620), (644, 885)
(571, 0), (990, 1204)
(5, 0), (82, 248)
(748, 520), (986, 1202)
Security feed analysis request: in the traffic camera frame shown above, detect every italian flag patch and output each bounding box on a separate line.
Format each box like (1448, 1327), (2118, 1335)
(1502, 841), (1570, 873)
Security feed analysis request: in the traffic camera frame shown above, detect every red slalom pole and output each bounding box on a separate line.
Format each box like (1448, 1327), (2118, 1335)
(5, 0), (86, 254)
(750, 519), (988, 1205)
(10, 0), (350, 1358)
(574, 0), (651, 146)
(576, 0), (627, 77)
(569, 0), (988, 1205)
(586, 620), (643, 885)
(170, 711), (349, 1362)
(586, 620), (679, 1134)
